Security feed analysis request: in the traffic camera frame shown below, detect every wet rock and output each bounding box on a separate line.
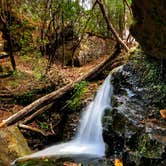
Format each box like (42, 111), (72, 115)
(103, 50), (166, 165)
(13, 156), (114, 166)
(0, 125), (32, 166)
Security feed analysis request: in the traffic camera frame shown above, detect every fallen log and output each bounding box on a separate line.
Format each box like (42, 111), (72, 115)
(22, 103), (54, 124)
(0, 46), (120, 128)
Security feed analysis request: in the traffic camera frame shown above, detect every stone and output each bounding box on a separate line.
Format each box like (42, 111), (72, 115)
(103, 49), (166, 165)
(56, 34), (114, 66)
(0, 125), (32, 166)
(74, 35), (112, 66)
(130, 0), (166, 59)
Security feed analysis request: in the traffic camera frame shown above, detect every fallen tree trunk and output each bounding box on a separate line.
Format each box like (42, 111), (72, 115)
(96, 0), (129, 51)
(22, 103), (54, 124)
(0, 46), (120, 128)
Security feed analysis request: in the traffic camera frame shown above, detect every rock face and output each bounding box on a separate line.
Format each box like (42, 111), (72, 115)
(54, 34), (113, 66)
(130, 0), (166, 59)
(0, 126), (31, 166)
(103, 48), (166, 165)
(74, 35), (113, 66)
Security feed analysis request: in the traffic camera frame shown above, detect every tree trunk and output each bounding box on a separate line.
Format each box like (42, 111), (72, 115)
(0, 45), (120, 128)
(71, 1), (97, 67)
(96, 0), (129, 51)
(7, 31), (16, 70)
(124, 0), (132, 15)
(0, 0), (16, 70)
(61, 3), (65, 67)
(123, 0), (127, 40)
(40, 0), (52, 56)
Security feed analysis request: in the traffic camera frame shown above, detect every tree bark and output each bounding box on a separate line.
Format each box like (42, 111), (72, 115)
(123, 0), (132, 15)
(40, 0), (52, 56)
(96, 0), (129, 51)
(71, 1), (97, 67)
(22, 103), (53, 124)
(0, 0), (16, 70)
(0, 45), (119, 128)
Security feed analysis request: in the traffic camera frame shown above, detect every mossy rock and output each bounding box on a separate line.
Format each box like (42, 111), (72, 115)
(103, 47), (166, 165)
(0, 126), (32, 166)
(127, 47), (166, 109)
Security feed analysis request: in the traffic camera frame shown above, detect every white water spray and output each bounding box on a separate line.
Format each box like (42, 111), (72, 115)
(12, 75), (113, 164)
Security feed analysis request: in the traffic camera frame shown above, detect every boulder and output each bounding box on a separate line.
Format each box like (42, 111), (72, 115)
(130, 0), (166, 59)
(74, 35), (112, 66)
(54, 34), (114, 66)
(0, 125), (32, 166)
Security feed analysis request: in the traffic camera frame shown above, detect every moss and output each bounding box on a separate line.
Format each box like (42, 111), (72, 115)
(128, 48), (166, 108)
(15, 159), (55, 166)
(66, 81), (88, 112)
(137, 134), (163, 158)
(0, 126), (31, 165)
(129, 48), (160, 84)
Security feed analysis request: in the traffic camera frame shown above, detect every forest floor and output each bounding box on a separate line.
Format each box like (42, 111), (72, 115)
(0, 48), (117, 151)
(0, 48), (114, 122)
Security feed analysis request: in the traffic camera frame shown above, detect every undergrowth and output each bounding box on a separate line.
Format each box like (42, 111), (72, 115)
(66, 81), (88, 111)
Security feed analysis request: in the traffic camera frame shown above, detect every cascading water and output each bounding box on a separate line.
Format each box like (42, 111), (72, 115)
(12, 74), (113, 165)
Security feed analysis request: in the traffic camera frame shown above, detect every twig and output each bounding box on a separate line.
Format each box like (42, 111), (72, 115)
(50, 123), (55, 134)
(18, 124), (47, 136)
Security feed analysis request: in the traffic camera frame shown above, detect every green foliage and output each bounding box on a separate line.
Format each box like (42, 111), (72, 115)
(137, 134), (163, 158)
(87, 6), (108, 36)
(15, 158), (55, 166)
(19, 29), (33, 55)
(33, 66), (45, 81)
(59, 0), (84, 22)
(67, 81), (88, 111)
(6, 0), (132, 56)
(17, 0), (45, 22)
(39, 122), (49, 129)
(12, 70), (19, 77)
(84, 0), (132, 37)
(14, 91), (35, 105)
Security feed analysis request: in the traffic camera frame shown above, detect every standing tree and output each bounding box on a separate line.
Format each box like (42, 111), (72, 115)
(0, 0), (16, 70)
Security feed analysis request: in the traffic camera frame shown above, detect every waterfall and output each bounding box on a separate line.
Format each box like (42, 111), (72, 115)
(75, 75), (112, 145)
(12, 75), (113, 164)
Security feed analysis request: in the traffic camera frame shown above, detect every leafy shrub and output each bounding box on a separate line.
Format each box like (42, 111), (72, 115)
(66, 81), (88, 111)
